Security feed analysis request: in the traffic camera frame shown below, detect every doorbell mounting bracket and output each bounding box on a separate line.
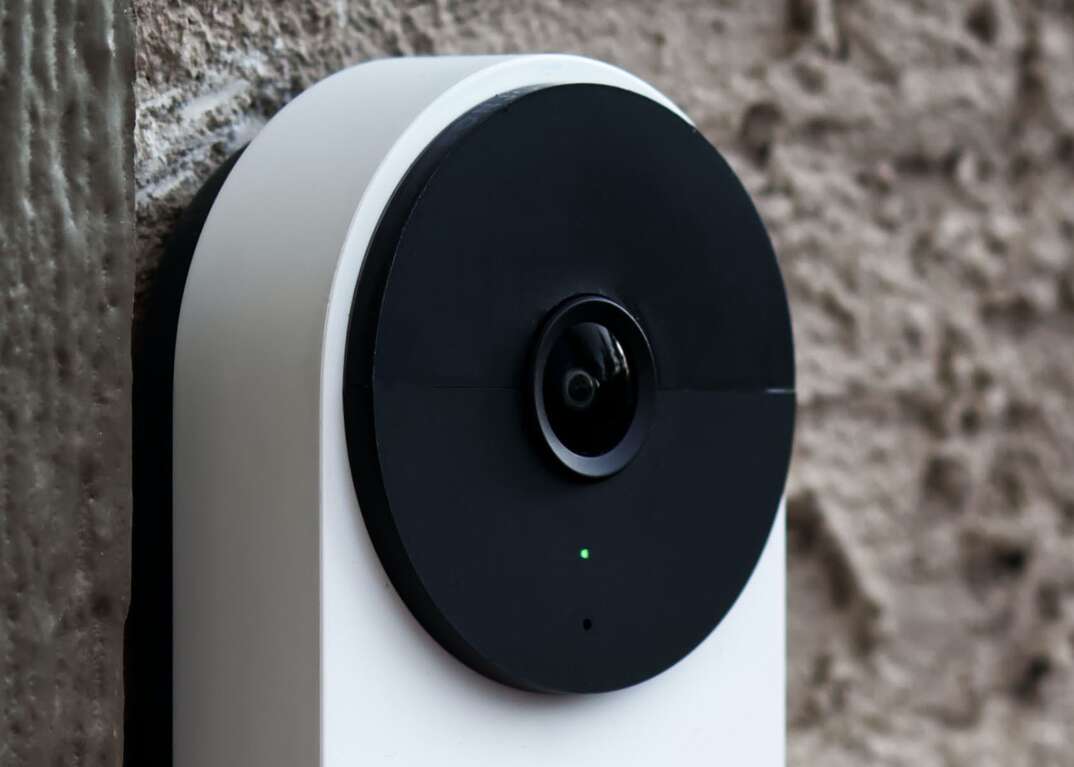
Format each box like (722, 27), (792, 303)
(129, 54), (795, 766)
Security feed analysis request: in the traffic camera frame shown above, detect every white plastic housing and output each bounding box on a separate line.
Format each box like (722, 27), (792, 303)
(173, 54), (785, 766)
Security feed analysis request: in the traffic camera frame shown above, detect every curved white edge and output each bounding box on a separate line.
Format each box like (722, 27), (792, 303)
(173, 54), (784, 767)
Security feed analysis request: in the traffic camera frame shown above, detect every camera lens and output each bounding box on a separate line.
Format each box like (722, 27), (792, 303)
(531, 295), (655, 478)
(543, 322), (636, 456)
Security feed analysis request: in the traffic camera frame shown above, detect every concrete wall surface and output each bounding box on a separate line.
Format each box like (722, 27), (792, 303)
(3, 0), (1073, 765)
(0, 1), (134, 765)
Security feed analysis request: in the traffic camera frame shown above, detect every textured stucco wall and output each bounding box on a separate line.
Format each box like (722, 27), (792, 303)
(132, 1), (1074, 765)
(0, 0), (134, 765)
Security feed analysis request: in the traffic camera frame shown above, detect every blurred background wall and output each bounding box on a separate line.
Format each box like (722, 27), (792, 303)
(3, 0), (1072, 765)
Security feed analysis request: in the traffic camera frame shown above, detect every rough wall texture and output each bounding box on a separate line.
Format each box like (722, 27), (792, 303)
(0, 0), (134, 765)
(135, 1), (1074, 765)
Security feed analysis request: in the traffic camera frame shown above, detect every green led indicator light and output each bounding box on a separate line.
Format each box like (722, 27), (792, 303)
(579, 548), (590, 560)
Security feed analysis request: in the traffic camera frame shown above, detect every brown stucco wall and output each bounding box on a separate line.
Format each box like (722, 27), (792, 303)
(0, 1), (134, 765)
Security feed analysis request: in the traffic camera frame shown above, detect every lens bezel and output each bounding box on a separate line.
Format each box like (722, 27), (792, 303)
(532, 295), (656, 478)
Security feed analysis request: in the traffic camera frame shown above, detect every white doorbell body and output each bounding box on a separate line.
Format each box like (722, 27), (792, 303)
(130, 55), (794, 766)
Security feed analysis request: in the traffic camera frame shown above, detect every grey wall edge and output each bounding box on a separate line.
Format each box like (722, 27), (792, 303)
(0, 1), (135, 765)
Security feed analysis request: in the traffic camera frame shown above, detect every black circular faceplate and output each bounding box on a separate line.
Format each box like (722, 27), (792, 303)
(343, 85), (795, 694)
